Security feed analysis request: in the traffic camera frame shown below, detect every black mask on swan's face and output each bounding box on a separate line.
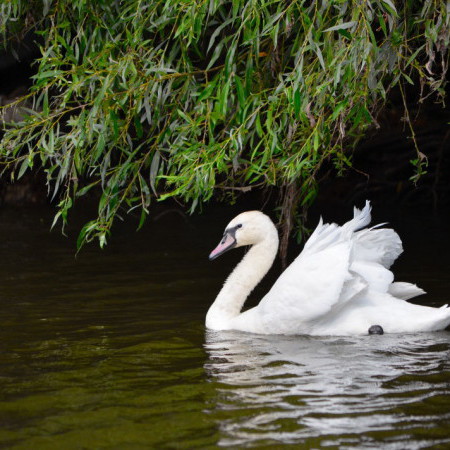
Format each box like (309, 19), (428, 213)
(208, 224), (241, 260)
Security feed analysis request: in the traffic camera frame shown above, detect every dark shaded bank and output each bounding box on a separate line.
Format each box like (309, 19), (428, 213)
(319, 96), (450, 209)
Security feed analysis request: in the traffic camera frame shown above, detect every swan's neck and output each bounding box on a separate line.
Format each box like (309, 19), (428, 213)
(206, 235), (278, 329)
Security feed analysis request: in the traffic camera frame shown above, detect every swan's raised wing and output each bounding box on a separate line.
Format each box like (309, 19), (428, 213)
(352, 222), (425, 299)
(256, 204), (373, 334)
(256, 234), (356, 334)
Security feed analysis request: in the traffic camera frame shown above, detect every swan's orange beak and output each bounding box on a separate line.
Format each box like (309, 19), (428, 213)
(209, 232), (236, 260)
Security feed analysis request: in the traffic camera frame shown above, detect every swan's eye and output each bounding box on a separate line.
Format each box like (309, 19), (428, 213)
(237, 224), (242, 229)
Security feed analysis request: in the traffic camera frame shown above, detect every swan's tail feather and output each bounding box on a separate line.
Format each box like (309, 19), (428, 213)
(388, 282), (426, 300)
(429, 306), (450, 331)
(344, 200), (372, 234)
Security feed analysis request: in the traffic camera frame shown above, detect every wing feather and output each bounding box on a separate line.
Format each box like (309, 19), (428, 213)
(258, 240), (354, 334)
(255, 204), (374, 335)
(245, 201), (423, 335)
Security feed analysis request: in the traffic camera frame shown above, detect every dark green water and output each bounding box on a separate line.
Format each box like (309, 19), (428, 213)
(1, 205), (450, 449)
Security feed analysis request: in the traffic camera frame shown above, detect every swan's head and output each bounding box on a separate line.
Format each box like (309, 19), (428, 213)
(209, 211), (277, 260)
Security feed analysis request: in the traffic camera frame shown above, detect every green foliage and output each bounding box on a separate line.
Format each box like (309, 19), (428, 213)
(0, 0), (448, 247)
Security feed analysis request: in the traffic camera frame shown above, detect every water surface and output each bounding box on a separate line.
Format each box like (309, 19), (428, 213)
(1, 205), (450, 448)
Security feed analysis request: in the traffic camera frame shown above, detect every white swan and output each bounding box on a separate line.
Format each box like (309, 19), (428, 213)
(206, 201), (450, 335)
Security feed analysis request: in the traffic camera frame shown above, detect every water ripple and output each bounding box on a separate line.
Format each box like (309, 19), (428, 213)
(204, 330), (450, 447)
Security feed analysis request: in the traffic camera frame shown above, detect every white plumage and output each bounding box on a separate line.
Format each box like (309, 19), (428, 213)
(206, 201), (450, 335)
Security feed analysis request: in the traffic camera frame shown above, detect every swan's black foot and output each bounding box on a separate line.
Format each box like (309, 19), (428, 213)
(368, 325), (384, 335)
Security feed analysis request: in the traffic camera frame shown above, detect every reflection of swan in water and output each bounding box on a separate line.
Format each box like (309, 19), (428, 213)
(207, 202), (450, 335)
(204, 330), (450, 446)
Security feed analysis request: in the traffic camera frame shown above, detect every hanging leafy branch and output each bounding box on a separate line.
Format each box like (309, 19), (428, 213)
(0, 0), (448, 248)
